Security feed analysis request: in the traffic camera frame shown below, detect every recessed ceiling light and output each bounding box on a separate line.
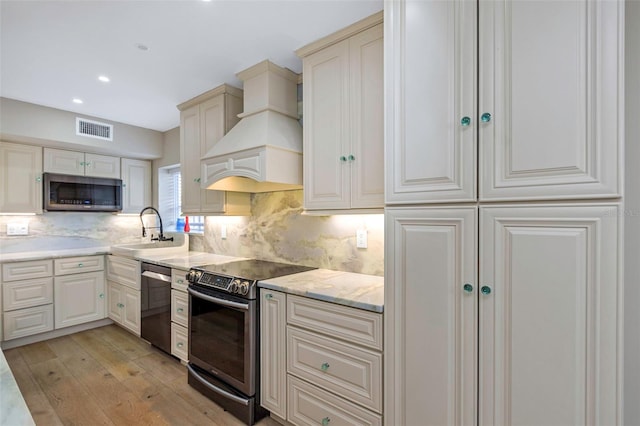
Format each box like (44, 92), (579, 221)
(135, 43), (150, 51)
(98, 75), (110, 83)
(72, 98), (83, 104)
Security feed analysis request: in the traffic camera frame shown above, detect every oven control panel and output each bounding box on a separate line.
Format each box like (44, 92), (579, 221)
(187, 269), (254, 298)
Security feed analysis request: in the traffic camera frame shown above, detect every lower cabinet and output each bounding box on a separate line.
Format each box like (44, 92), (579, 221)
(3, 304), (54, 340)
(54, 271), (105, 329)
(107, 281), (141, 335)
(170, 268), (189, 362)
(260, 289), (383, 425)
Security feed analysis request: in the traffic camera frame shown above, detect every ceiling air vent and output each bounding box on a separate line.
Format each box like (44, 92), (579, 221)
(76, 117), (113, 141)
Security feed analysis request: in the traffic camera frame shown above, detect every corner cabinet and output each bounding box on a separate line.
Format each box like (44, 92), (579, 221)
(297, 12), (384, 212)
(385, 0), (623, 204)
(0, 141), (43, 214)
(121, 158), (151, 214)
(178, 84), (250, 215)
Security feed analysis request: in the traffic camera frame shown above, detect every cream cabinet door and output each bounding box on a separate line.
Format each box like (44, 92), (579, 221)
(54, 271), (106, 329)
(0, 142), (43, 213)
(180, 103), (202, 213)
(107, 281), (123, 324)
(121, 158), (151, 214)
(84, 153), (120, 178)
(43, 148), (85, 175)
(385, 0), (477, 204)
(479, 205), (621, 425)
(121, 285), (141, 335)
(385, 207), (478, 426)
(479, 0), (622, 201)
(303, 39), (351, 210)
(199, 96), (227, 213)
(260, 289), (287, 419)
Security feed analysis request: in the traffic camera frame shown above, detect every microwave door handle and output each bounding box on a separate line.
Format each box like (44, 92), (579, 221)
(187, 287), (250, 311)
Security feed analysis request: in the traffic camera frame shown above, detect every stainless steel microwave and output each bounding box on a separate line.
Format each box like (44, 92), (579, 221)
(44, 172), (122, 212)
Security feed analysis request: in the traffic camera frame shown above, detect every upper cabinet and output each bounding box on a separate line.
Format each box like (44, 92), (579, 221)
(178, 85), (250, 215)
(0, 141), (43, 214)
(44, 148), (120, 179)
(297, 12), (384, 212)
(121, 158), (151, 214)
(385, 0), (623, 204)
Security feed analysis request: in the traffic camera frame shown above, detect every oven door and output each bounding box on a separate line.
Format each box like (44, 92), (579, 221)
(188, 284), (256, 396)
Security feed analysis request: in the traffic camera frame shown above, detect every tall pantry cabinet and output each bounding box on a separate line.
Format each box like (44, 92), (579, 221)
(383, 0), (624, 425)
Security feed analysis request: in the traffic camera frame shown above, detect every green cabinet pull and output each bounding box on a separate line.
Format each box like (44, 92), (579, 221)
(481, 112), (492, 123)
(461, 116), (471, 126)
(322, 417), (331, 426)
(265, 294), (273, 299)
(177, 342), (184, 348)
(348, 154), (355, 161)
(177, 279), (184, 284)
(177, 307), (184, 313)
(463, 283), (473, 293)
(481, 285), (492, 295)
(194, 178), (201, 183)
(320, 362), (330, 371)
(78, 263), (84, 267)
(79, 161), (85, 166)
(99, 293), (105, 299)
(123, 183), (127, 188)
(36, 176), (42, 182)
(340, 156), (347, 162)
(85, 162), (91, 167)
(118, 303), (124, 308)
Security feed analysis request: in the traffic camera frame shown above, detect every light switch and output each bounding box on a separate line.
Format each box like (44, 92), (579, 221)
(221, 224), (227, 240)
(356, 229), (368, 249)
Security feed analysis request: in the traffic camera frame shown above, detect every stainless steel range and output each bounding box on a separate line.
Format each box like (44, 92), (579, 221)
(185, 259), (315, 425)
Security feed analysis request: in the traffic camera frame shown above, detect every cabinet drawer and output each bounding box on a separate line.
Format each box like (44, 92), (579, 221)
(3, 277), (53, 311)
(3, 304), (54, 340)
(287, 327), (382, 413)
(2, 259), (53, 282)
(171, 322), (188, 362)
(171, 269), (188, 292)
(288, 375), (382, 426)
(287, 295), (383, 350)
(171, 290), (188, 327)
(55, 255), (104, 275)
(106, 255), (140, 289)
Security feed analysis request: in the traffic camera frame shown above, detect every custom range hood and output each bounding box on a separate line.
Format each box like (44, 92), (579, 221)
(201, 60), (302, 193)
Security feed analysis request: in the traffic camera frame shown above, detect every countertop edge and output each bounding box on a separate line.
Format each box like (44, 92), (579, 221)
(0, 349), (36, 426)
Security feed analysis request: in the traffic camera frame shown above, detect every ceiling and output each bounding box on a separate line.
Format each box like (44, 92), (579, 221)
(0, 0), (382, 132)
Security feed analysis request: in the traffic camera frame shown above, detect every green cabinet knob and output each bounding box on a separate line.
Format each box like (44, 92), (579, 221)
(340, 156), (347, 162)
(177, 342), (184, 348)
(461, 116), (471, 126)
(78, 263), (83, 267)
(322, 417), (331, 426)
(320, 362), (330, 371)
(123, 183), (127, 188)
(36, 176), (42, 182)
(348, 154), (355, 161)
(463, 283), (473, 293)
(118, 303), (124, 308)
(481, 286), (492, 295)
(481, 112), (492, 123)
(265, 294), (273, 299)
(85, 162), (91, 167)
(177, 279), (184, 284)
(99, 293), (105, 299)
(177, 307), (184, 313)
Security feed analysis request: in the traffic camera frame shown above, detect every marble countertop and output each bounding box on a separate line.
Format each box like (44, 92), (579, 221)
(133, 252), (248, 270)
(1, 349), (35, 426)
(258, 269), (384, 313)
(0, 236), (110, 262)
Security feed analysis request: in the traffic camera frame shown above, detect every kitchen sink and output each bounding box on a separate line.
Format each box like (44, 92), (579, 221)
(110, 232), (188, 258)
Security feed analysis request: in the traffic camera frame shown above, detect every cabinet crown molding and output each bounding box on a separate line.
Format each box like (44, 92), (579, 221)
(176, 83), (243, 111)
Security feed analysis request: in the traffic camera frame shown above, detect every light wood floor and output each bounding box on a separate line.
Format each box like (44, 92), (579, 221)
(4, 324), (280, 426)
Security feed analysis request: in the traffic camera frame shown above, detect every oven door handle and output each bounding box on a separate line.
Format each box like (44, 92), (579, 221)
(187, 364), (249, 406)
(141, 270), (172, 282)
(188, 287), (250, 311)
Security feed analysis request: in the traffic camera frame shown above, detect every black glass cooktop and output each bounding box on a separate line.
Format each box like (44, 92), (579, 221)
(194, 259), (316, 282)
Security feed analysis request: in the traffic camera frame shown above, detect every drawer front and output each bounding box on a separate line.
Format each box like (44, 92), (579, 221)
(3, 304), (54, 340)
(106, 255), (140, 289)
(287, 327), (382, 413)
(2, 259), (53, 282)
(287, 295), (383, 350)
(171, 322), (188, 362)
(55, 255), (104, 276)
(171, 289), (188, 327)
(288, 376), (382, 426)
(171, 269), (188, 292)
(3, 277), (54, 311)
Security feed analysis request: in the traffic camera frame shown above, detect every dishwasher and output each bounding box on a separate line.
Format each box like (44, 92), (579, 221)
(141, 262), (172, 355)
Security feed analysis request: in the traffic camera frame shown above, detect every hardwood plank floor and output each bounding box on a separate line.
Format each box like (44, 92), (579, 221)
(4, 325), (280, 426)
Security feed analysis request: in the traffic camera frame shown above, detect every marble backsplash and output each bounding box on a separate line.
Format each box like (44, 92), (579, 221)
(0, 190), (384, 276)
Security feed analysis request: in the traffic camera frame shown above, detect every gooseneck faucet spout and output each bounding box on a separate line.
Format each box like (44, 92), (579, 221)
(139, 206), (173, 242)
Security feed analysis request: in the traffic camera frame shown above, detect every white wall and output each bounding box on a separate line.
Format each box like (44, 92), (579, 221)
(625, 0), (640, 423)
(152, 126), (180, 206)
(0, 97), (163, 159)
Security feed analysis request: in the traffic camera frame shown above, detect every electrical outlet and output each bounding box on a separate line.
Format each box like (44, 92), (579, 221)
(356, 229), (368, 249)
(221, 224), (227, 240)
(7, 222), (28, 236)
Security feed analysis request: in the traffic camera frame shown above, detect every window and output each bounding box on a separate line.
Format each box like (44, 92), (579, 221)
(158, 165), (204, 233)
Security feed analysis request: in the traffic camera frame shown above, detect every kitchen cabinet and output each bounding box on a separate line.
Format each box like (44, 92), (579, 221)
(297, 13), (384, 212)
(44, 147), (120, 178)
(1, 259), (54, 340)
(121, 158), (151, 214)
(385, 204), (621, 425)
(106, 255), (141, 335)
(385, 0), (623, 204)
(53, 255), (105, 329)
(0, 141), (43, 214)
(259, 289), (383, 425)
(170, 268), (189, 362)
(178, 85), (250, 215)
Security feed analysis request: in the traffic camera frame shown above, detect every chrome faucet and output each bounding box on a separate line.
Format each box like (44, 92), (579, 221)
(139, 206), (173, 242)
